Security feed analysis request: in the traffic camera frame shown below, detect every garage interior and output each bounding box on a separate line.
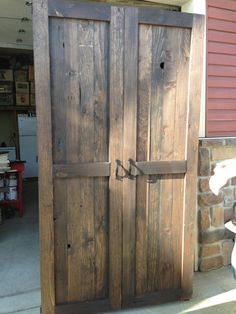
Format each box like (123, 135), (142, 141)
(0, 1), (235, 314)
(0, 1), (40, 313)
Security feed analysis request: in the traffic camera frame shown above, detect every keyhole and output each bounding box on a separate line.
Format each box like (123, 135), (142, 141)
(67, 244), (71, 249)
(160, 62), (165, 70)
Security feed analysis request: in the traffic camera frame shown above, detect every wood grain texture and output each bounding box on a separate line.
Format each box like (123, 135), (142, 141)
(139, 8), (193, 28)
(131, 160), (187, 175)
(32, 0), (55, 313)
(136, 23), (191, 297)
(56, 299), (110, 314)
(172, 28), (191, 290)
(93, 20), (109, 300)
(65, 19), (109, 303)
(109, 6), (124, 309)
(49, 17), (68, 304)
(136, 23), (152, 295)
(48, 0), (111, 21)
(74, 0), (180, 10)
(146, 25), (165, 293)
(53, 162), (111, 178)
(50, 17), (109, 305)
(34, 1), (203, 310)
(181, 14), (204, 299)
(122, 7), (138, 306)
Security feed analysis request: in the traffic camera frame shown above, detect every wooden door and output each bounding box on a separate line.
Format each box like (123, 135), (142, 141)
(33, 1), (204, 313)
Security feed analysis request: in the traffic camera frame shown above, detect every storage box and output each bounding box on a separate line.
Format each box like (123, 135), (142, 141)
(14, 70), (28, 82)
(0, 69), (13, 81)
(30, 81), (35, 93)
(0, 82), (13, 93)
(16, 93), (29, 106)
(28, 65), (34, 81)
(0, 93), (14, 105)
(15, 81), (29, 94)
(30, 93), (35, 106)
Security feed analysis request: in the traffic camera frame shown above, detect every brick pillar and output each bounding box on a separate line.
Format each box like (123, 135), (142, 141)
(198, 139), (236, 271)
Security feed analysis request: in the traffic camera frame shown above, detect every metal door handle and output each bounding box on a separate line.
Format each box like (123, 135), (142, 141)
(115, 159), (119, 179)
(127, 158), (132, 177)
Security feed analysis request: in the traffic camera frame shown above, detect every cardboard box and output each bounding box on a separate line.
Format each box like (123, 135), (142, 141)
(28, 65), (34, 81)
(0, 69), (13, 81)
(15, 81), (29, 94)
(0, 93), (14, 105)
(30, 93), (35, 106)
(14, 70), (28, 82)
(0, 82), (13, 93)
(16, 93), (29, 106)
(30, 81), (35, 93)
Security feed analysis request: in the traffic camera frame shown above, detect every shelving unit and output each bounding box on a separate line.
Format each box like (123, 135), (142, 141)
(0, 105), (35, 111)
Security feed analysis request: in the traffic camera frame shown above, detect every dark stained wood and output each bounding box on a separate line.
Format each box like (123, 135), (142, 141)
(136, 23), (152, 296)
(92, 20), (109, 300)
(139, 8), (193, 28)
(34, 1), (204, 311)
(56, 299), (110, 314)
(53, 162), (111, 178)
(129, 288), (182, 307)
(122, 7), (138, 306)
(49, 17), (68, 304)
(62, 18), (109, 303)
(109, 6), (124, 309)
(146, 24), (165, 293)
(75, 0), (180, 10)
(130, 160), (187, 176)
(172, 27), (191, 291)
(32, 0), (55, 313)
(48, 0), (110, 21)
(181, 14), (204, 299)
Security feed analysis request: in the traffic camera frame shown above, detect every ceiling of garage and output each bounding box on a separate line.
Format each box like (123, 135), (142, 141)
(0, 0), (189, 51)
(0, 0), (33, 50)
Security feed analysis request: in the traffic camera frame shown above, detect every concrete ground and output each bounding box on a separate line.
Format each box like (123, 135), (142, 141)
(0, 180), (235, 314)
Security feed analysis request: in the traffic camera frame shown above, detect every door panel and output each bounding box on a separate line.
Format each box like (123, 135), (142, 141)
(136, 24), (191, 295)
(50, 18), (109, 304)
(33, 1), (204, 312)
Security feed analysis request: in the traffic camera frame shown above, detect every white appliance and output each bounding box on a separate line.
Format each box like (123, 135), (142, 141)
(18, 115), (38, 178)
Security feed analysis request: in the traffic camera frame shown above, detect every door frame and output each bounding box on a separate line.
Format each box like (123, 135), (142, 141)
(33, 1), (204, 313)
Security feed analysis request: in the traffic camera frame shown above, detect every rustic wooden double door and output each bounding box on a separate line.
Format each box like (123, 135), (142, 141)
(33, 1), (203, 313)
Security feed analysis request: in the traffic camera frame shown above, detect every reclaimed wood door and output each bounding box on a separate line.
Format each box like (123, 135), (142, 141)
(33, 1), (204, 313)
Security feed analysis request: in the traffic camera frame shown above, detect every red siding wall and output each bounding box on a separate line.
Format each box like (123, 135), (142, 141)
(206, 0), (236, 137)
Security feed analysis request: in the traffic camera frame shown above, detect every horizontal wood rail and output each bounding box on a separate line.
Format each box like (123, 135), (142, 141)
(48, 0), (111, 21)
(53, 162), (111, 178)
(56, 299), (110, 314)
(48, 0), (193, 28)
(128, 160), (187, 176)
(138, 8), (193, 28)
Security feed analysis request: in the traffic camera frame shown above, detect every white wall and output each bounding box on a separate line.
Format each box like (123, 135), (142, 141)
(182, 0), (206, 137)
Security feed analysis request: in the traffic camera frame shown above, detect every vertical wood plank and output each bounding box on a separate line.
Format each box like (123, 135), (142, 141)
(147, 25), (165, 292)
(171, 28), (191, 289)
(122, 7), (138, 306)
(32, 0), (55, 313)
(182, 14), (204, 300)
(49, 17), (68, 304)
(109, 6), (124, 309)
(93, 21), (109, 299)
(136, 24), (152, 296)
(66, 19), (96, 302)
(158, 28), (183, 290)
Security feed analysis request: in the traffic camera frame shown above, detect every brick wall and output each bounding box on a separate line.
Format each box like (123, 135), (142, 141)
(198, 138), (236, 271)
